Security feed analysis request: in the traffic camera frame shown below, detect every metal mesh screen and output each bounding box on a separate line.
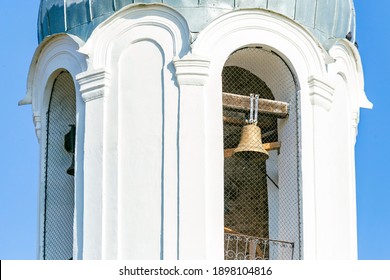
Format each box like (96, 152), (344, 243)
(223, 47), (301, 260)
(43, 71), (76, 260)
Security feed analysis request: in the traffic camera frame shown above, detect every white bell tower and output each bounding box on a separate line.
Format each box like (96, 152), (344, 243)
(21, 0), (371, 260)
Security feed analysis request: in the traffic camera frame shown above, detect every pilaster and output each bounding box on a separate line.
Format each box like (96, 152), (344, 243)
(307, 75), (336, 259)
(78, 69), (111, 102)
(76, 68), (110, 259)
(173, 54), (211, 259)
(308, 76), (334, 111)
(33, 111), (42, 143)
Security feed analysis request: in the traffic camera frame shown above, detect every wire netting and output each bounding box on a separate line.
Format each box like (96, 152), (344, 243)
(43, 71), (76, 260)
(223, 47), (301, 260)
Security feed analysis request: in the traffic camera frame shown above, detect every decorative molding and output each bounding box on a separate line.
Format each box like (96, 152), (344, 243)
(18, 95), (32, 106)
(308, 76), (335, 111)
(33, 111), (42, 142)
(77, 69), (111, 102)
(192, 10), (327, 79)
(23, 34), (86, 110)
(327, 39), (373, 110)
(351, 111), (359, 137)
(173, 55), (210, 86)
(79, 5), (190, 70)
(21, 34), (86, 144)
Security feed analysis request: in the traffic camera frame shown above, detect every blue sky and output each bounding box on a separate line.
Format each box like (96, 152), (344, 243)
(354, 0), (390, 260)
(0, 1), (388, 260)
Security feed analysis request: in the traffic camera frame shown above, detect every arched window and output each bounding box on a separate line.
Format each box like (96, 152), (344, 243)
(43, 71), (76, 260)
(223, 47), (301, 260)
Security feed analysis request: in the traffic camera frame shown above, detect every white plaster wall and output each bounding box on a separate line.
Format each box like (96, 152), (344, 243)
(320, 39), (368, 259)
(314, 39), (369, 259)
(77, 4), (190, 259)
(118, 41), (164, 259)
(321, 73), (354, 259)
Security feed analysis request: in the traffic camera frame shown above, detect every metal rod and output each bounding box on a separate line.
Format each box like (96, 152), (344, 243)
(249, 93), (254, 123)
(254, 94), (259, 124)
(222, 92), (289, 118)
(266, 174), (279, 189)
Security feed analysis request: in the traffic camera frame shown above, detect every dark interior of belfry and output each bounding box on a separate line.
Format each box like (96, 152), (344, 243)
(222, 47), (298, 260)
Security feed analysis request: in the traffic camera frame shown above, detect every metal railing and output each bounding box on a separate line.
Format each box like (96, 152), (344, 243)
(224, 233), (294, 260)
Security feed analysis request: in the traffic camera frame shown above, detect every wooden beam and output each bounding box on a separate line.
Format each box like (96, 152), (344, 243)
(224, 149), (235, 158)
(263, 142), (281, 151)
(224, 142), (281, 158)
(222, 92), (289, 118)
(223, 116), (277, 129)
(223, 116), (245, 125)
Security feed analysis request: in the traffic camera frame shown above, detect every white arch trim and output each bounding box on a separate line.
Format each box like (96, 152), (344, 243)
(327, 38), (372, 110)
(21, 34), (87, 140)
(78, 4), (190, 70)
(192, 9), (330, 80)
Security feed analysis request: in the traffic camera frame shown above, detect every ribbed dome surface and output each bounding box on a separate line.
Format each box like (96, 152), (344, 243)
(38, 0), (356, 44)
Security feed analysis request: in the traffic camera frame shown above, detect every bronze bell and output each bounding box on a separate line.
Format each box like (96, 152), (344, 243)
(233, 124), (269, 160)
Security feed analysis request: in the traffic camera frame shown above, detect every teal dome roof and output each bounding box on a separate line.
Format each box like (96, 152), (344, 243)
(38, 0), (356, 44)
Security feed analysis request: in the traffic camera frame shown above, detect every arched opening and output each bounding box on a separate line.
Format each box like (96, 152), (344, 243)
(43, 70), (76, 260)
(222, 47), (301, 260)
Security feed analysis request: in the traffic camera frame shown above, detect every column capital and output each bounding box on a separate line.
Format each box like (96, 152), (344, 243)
(308, 76), (335, 111)
(351, 111), (360, 139)
(173, 55), (210, 86)
(33, 111), (42, 143)
(76, 69), (111, 102)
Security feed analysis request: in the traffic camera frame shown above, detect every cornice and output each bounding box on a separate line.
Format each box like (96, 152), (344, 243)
(308, 76), (335, 111)
(77, 69), (111, 102)
(173, 55), (210, 86)
(33, 111), (42, 143)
